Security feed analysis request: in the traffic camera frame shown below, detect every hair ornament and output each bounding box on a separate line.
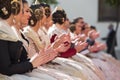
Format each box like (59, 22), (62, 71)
(29, 8), (33, 13)
(45, 7), (49, 10)
(30, 19), (34, 25)
(1, 7), (8, 15)
(34, 8), (43, 20)
(11, 0), (19, 4)
(34, 0), (40, 4)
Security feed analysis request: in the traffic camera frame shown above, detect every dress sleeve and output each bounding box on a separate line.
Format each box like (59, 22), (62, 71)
(0, 40), (33, 76)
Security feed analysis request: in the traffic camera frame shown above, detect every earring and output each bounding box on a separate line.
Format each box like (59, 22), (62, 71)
(13, 18), (16, 25)
(1, 7), (8, 15)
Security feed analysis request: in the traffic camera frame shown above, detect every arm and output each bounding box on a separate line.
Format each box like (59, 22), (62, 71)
(0, 40), (33, 76)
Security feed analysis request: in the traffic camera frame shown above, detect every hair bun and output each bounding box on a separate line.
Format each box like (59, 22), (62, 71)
(11, 0), (21, 15)
(28, 4), (44, 26)
(0, 0), (11, 19)
(52, 8), (67, 25)
(34, 8), (43, 21)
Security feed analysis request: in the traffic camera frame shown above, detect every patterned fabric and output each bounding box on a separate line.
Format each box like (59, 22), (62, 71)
(38, 26), (50, 48)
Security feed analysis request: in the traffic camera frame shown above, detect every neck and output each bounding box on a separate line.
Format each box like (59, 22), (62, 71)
(32, 22), (41, 32)
(14, 24), (21, 31)
(6, 15), (14, 26)
(56, 23), (66, 30)
(44, 26), (49, 31)
(74, 31), (81, 35)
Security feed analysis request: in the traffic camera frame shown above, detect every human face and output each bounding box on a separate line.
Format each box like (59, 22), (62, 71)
(21, 3), (31, 28)
(75, 19), (85, 34)
(64, 19), (70, 29)
(84, 24), (91, 36)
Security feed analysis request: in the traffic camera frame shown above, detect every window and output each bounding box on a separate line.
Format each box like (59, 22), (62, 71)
(98, 0), (120, 22)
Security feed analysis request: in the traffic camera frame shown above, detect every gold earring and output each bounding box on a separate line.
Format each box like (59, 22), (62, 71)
(1, 7), (8, 15)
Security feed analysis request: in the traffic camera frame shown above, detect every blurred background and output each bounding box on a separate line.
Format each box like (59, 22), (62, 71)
(27, 0), (120, 59)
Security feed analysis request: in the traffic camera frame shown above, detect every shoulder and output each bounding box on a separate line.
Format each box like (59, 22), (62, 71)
(0, 39), (23, 53)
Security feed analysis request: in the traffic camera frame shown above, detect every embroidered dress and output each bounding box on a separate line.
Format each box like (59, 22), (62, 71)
(23, 26), (45, 58)
(38, 26), (50, 48)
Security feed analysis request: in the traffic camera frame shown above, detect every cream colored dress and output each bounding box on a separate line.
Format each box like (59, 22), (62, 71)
(38, 26), (50, 48)
(87, 52), (120, 80)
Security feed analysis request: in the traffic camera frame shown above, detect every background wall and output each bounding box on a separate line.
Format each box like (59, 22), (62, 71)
(28, 0), (120, 50)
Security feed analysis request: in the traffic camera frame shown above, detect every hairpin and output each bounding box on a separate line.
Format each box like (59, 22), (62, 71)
(30, 19), (34, 25)
(45, 7), (49, 10)
(11, 0), (18, 4)
(1, 7), (8, 15)
(29, 8), (33, 13)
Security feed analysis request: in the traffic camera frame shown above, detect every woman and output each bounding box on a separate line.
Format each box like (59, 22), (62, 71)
(37, 3), (51, 48)
(40, 2), (53, 30)
(0, 0), (33, 76)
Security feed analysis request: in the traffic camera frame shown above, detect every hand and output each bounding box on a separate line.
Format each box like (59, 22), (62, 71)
(30, 53), (49, 68)
(77, 34), (87, 42)
(52, 33), (71, 49)
(97, 43), (106, 51)
(55, 42), (71, 53)
(75, 41), (88, 52)
(57, 33), (71, 43)
(88, 45), (99, 52)
(44, 45), (58, 61)
(89, 30), (100, 40)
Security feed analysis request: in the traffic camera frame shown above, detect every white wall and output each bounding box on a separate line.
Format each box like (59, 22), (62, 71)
(27, 0), (120, 50)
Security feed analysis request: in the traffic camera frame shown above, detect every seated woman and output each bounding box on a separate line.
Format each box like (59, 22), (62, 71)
(0, 0), (33, 76)
(37, 3), (52, 48)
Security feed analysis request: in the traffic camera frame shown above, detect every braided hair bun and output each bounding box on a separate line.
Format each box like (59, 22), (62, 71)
(52, 7), (66, 25)
(28, 4), (44, 26)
